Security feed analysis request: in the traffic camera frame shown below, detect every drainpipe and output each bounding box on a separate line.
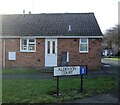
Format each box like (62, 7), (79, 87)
(3, 37), (5, 68)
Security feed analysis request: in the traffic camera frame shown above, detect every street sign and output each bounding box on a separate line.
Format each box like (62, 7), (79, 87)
(54, 66), (80, 76)
(53, 65), (87, 96)
(80, 66), (87, 75)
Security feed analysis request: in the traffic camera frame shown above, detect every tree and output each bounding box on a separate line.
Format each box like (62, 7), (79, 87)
(103, 25), (120, 47)
(102, 25), (120, 56)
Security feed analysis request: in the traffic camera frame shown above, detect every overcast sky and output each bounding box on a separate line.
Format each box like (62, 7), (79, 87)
(0, 0), (119, 34)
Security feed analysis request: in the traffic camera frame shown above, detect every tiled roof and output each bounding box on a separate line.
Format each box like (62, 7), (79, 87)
(2, 13), (103, 36)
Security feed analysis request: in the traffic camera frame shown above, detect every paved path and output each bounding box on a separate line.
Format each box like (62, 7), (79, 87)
(101, 58), (119, 78)
(3, 59), (118, 79)
(101, 58), (120, 66)
(2, 70), (117, 79)
(65, 94), (118, 103)
(2, 73), (53, 79)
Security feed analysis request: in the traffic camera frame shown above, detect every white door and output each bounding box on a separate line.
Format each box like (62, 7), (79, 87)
(45, 39), (57, 67)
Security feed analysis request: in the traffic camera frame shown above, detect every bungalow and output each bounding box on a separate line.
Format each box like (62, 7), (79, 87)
(0, 13), (103, 70)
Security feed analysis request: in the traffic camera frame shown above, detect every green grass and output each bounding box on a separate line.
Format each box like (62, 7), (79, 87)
(104, 57), (120, 60)
(2, 68), (40, 74)
(2, 77), (117, 103)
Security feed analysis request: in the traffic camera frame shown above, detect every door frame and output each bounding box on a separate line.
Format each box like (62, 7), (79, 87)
(45, 38), (58, 67)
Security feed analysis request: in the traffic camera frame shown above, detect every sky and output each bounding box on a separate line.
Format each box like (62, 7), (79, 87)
(0, 0), (119, 34)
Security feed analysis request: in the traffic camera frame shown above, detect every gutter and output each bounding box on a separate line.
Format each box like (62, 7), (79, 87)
(0, 35), (103, 39)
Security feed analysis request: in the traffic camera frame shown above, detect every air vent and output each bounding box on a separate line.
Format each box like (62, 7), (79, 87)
(68, 25), (72, 31)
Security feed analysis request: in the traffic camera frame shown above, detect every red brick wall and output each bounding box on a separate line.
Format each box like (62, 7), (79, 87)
(5, 38), (102, 70)
(5, 38), (45, 68)
(58, 38), (102, 70)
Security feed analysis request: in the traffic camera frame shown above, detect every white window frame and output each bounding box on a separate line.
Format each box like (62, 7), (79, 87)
(20, 39), (36, 52)
(79, 38), (89, 53)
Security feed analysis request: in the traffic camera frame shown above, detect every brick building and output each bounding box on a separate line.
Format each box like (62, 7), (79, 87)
(0, 13), (103, 70)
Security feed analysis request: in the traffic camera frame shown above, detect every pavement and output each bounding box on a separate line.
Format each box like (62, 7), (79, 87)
(3, 58), (119, 79)
(101, 58), (119, 66)
(65, 94), (118, 103)
(101, 58), (119, 78)
(2, 73), (53, 79)
(2, 58), (120, 104)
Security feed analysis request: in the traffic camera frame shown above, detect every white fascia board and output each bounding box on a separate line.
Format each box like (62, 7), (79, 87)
(0, 35), (103, 39)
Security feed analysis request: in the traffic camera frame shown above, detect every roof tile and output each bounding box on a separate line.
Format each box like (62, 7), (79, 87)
(2, 13), (103, 36)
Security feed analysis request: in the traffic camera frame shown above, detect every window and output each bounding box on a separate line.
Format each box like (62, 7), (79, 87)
(21, 39), (27, 50)
(52, 41), (55, 54)
(80, 38), (88, 53)
(47, 41), (50, 54)
(20, 39), (36, 52)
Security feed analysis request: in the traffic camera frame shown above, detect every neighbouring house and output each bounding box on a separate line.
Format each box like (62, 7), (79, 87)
(0, 13), (103, 70)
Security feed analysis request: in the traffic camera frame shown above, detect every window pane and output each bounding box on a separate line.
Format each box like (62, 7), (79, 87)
(29, 39), (35, 42)
(52, 41), (55, 54)
(47, 41), (50, 54)
(81, 38), (87, 43)
(22, 45), (27, 50)
(22, 39), (27, 50)
(22, 39), (27, 45)
(80, 44), (87, 51)
(28, 44), (35, 51)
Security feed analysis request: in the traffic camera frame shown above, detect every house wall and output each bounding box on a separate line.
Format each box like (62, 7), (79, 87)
(5, 38), (45, 68)
(58, 38), (102, 70)
(4, 38), (102, 70)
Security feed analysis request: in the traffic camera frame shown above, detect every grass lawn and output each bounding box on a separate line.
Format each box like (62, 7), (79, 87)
(103, 56), (120, 61)
(109, 57), (120, 60)
(2, 77), (117, 103)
